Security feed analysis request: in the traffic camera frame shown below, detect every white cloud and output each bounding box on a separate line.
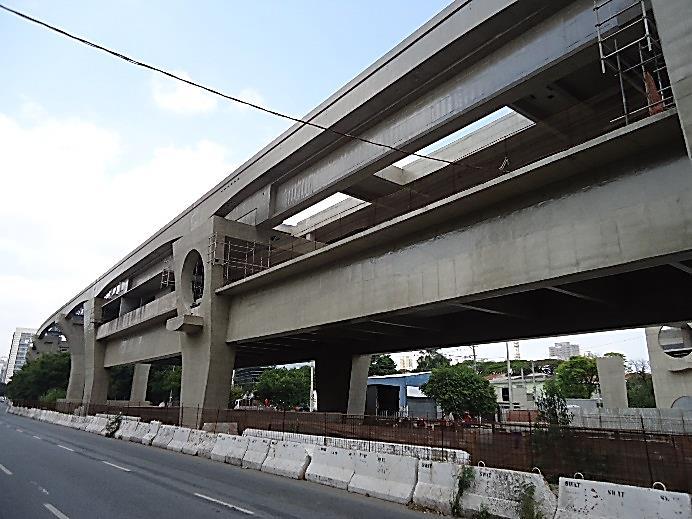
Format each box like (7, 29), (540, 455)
(0, 108), (235, 357)
(151, 70), (218, 115)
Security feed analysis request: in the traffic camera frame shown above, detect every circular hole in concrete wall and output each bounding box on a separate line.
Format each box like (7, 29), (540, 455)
(672, 396), (692, 410)
(181, 250), (204, 308)
(658, 324), (692, 358)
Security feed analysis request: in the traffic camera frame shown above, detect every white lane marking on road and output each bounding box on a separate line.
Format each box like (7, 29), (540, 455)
(57, 445), (74, 452)
(102, 461), (131, 472)
(16, 428), (23, 432)
(32, 435), (41, 440)
(44, 503), (70, 519)
(0, 464), (13, 475)
(194, 493), (255, 515)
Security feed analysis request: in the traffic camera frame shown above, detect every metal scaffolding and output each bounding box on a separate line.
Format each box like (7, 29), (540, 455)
(594, 0), (673, 124)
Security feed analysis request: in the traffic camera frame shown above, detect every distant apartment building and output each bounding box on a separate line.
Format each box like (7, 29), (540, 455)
(5, 328), (36, 383)
(549, 341), (580, 361)
(0, 357), (7, 384)
(395, 355), (416, 372)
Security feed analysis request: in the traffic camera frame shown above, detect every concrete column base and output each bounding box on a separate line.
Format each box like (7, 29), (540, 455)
(82, 298), (108, 407)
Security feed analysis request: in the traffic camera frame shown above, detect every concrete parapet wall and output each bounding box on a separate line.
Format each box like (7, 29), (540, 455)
(461, 466), (556, 519)
(305, 446), (356, 490)
(129, 422), (151, 443)
(181, 429), (206, 455)
(241, 437), (271, 470)
(555, 477), (692, 519)
(348, 451), (419, 505)
(210, 434), (247, 465)
(141, 421), (162, 445)
(196, 433), (218, 459)
(413, 460), (463, 515)
(261, 440), (311, 479)
(151, 424), (175, 448)
(166, 427), (192, 452)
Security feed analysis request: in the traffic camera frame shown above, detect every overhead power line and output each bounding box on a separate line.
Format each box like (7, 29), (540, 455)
(0, 2), (469, 168)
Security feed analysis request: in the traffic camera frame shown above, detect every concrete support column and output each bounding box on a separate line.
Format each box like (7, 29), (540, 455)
(652, 0), (692, 157)
(83, 298), (108, 406)
(596, 356), (628, 409)
(129, 363), (151, 404)
(58, 314), (85, 402)
(315, 354), (372, 414)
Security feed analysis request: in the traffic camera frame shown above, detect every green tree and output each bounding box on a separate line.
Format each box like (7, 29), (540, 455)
(626, 359), (656, 408)
(415, 349), (450, 372)
(229, 385), (246, 406)
(536, 379), (570, 426)
(554, 356), (598, 398)
(420, 364), (497, 417)
(254, 366), (310, 410)
(40, 388), (67, 403)
(6, 352), (70, 401)
(369, 355), (398, 376)
(147, 365), (181, 404)
(107, 365), (134, 400)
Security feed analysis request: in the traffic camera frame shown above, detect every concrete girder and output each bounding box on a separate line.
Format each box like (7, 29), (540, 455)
(35, 1), (557, 327)
(223, 113), (692, 344)
(235, 0), (634, 229)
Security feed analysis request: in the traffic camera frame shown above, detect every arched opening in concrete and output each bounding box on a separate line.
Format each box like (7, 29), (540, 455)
(658, 324), (692, 358)
(181, 249), (204, 309)
(672, 396), (692, 409)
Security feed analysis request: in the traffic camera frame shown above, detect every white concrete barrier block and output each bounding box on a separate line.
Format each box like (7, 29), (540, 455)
(141, 421), (162, 445)
(242, 437), (271, 470)
(88, 416), (109, 435)
(151, 424), (176, 448)
(129, 422), (150, 443)
(115, 419), (137, 440)
(461, 467), (556, 519)
(348, 451), (419, 505)
(167, 427), (192, 452)
(261, 440), (311, 479)
(210, 434), (248, 465)
(242, 428), (325, 446)
(71, 416), (86, 429)
(181, 429), (206, 456)
(413, 460), (464, 515)
(79, 416), (95, 431)
(121, 420), (141, 441)
(196, 432), (219, 459)
(556, 477), (692, 519)
(305, 446), (356, 490)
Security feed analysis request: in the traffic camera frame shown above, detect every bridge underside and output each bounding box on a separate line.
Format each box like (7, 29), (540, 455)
(231, 259), (692, 367)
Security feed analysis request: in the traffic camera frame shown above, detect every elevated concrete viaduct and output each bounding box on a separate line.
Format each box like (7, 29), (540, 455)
(32, 0), (692, 424)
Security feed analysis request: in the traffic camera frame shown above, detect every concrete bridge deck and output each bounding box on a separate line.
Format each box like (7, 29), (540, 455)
(27, 0), (692, 425)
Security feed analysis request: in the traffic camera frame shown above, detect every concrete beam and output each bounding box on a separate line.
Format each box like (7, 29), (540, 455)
(224, 115), (692, 343)
(255, 0), (628, 228)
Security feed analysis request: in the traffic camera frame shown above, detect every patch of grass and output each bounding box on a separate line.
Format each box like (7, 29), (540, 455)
(451, 465), (475, 517)
(518, 482), (544, 519)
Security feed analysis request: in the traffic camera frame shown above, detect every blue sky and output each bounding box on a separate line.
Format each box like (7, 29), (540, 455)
(0, 1), (649, 363)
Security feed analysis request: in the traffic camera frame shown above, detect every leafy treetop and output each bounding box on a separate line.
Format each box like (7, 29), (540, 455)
(421, 364), (497, 417)
(369, 355), (398, 376)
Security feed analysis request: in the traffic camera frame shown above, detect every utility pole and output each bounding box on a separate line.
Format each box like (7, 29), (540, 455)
(505, 342), (514, 411)
(309, 360), (316, 412)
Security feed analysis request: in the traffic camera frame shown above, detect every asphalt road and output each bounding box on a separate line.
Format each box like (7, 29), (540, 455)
(0, 403), (429, 519)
